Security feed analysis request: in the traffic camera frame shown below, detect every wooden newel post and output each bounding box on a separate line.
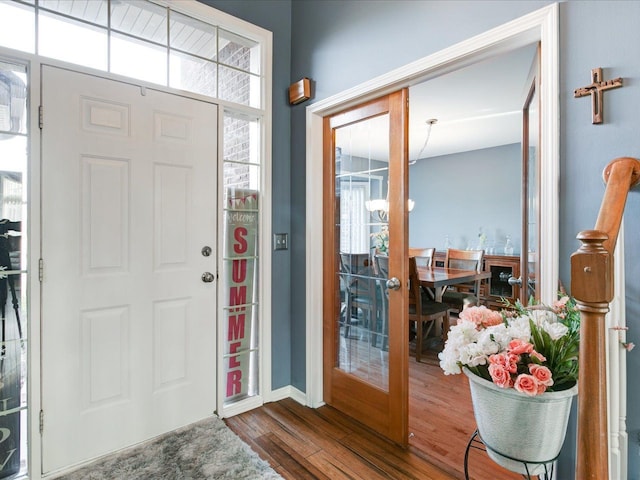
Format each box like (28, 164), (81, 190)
(569, 157), (640, 479)
(571, 230), (612, 479)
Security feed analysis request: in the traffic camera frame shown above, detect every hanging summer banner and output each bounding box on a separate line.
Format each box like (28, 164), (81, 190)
(223, 188), (258, 402)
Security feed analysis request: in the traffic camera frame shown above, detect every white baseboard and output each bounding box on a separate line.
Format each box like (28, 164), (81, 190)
(269, 385), (309, 406)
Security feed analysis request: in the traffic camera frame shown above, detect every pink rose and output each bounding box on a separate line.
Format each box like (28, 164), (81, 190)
(514, 374), (542, 396)
(489, 353), (519, 374)
(529, 364), (554, 387)
(553, 296), (570, 310)
(481, 310), (504, 327)
(458, 306), (481, 324)
(507, 353), (520, 369)
(554, 296), (571, 317)
(488, 363), (513, 388)
(459, 306), (503, 328)
(530, 350), (547, 362)
(508, 339), (534, 355)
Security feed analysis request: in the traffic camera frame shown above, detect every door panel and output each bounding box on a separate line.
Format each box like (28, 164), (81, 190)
(323, 90), (409, 445)
(41, 66), (217, 473)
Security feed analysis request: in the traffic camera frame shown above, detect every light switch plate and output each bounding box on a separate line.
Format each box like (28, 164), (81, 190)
(274, 233), (288, 251)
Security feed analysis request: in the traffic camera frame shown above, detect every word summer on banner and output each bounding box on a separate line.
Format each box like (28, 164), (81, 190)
(223, 188), (258, 403)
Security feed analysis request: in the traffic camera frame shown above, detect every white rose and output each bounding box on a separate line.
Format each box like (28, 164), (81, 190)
(460, 344), (488, 368)
(542, 321), (568, 340)
(438, 352), (462, 375)
(506, 316), (531, 341)
(476, 329), (501, 356)
(485, 324), (511, 349)
(530, 309), (558, 326)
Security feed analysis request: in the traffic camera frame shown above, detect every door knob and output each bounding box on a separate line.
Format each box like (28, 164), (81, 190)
(507, 276), (522, 286)
(386, 277), (401, 290)
(201, 272), (215, 283)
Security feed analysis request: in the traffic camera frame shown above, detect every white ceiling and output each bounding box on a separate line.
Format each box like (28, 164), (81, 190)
(409, 43), (538, 162)
(339, 43), (538, 163)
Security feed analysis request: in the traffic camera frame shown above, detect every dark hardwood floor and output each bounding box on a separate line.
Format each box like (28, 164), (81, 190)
(225, 344), (526, 480)
(407, 347), (522, 480)
(225, 397), (457, 480)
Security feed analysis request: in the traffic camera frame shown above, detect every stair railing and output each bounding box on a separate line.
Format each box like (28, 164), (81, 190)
(571, 157), (640, 479)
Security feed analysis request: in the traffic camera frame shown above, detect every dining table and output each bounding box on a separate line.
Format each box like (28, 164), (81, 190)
(416, 265), (492, 303)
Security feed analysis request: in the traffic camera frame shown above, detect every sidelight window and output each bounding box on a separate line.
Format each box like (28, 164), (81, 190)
(221, 111), (261, 407)
(0, 60), (28, 479)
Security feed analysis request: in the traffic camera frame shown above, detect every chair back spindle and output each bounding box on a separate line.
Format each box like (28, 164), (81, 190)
(442, 248), (484, 312)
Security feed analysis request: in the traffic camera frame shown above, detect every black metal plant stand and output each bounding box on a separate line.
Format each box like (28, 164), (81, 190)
(464, 430), (555, 480)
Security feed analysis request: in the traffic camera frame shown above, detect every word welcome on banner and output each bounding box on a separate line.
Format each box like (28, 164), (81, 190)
(223, 189), (258, 403)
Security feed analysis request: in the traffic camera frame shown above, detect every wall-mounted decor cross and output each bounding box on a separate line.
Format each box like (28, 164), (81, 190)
(574, 67), (623, 124)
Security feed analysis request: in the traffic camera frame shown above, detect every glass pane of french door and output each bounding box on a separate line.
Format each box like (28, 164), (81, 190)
(0, 59), (28, 478)
(335, 114), (389, 390)
(521, 62), (540, 305)
(526, 84), (539, 300)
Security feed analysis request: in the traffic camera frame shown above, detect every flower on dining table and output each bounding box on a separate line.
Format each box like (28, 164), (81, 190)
(370, 225), (389, 254)
(438, 295), (580, 396)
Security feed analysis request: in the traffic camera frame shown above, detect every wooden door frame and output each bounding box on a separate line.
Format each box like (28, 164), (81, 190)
(305, 4), (561, 409)
(304, 4), (627, 475)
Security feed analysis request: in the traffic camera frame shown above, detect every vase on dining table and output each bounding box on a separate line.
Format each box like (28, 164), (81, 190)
(504, 235), (514, 255)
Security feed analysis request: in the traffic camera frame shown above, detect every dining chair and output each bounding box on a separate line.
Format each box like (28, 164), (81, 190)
(339, 253), (377, 340)
(412, 248), (436, 268)
(408, 256), (450, 362)
(409, 247), (435, 259)
(441, 248), (485, 314)
(412, 249), (436, 299)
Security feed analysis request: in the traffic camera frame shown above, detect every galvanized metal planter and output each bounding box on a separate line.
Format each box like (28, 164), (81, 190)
(464, 368), (578, 475)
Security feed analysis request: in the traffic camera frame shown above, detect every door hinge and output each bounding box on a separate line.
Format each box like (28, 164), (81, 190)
(39, 105), (43, 129)
(39, 258), (44, 282)
(39, 410), (44, 434)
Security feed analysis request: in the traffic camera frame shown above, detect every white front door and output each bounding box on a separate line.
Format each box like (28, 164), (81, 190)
(40, 66), (218, 474)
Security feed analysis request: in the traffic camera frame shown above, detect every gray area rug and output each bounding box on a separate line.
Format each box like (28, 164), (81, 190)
(56, 416), (283, 480)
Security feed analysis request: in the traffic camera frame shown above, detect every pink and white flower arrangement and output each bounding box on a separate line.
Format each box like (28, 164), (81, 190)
(439, 297), (580, 396)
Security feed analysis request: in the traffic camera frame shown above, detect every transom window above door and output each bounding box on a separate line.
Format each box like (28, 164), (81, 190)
(0, 0), (263, 108)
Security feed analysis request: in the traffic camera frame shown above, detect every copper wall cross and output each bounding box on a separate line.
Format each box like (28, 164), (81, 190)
(574, 67), (623, 124)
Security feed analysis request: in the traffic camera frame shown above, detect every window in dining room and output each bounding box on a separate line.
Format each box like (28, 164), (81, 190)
(339, 180), (370, 254)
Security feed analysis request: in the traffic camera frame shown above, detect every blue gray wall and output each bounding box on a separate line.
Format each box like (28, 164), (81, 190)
(409, 144), (522, 254)
(203, 1), (640, 477)
(198, 0), (293, 390)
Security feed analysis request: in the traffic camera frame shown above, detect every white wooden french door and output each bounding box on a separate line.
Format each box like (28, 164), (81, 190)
(40, 66), (218, 474)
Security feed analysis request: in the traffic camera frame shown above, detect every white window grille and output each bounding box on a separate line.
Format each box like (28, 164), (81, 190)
(0, 0), (263, 108)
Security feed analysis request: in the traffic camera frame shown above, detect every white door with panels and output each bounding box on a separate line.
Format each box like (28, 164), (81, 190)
(40, 66), (218, 473)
